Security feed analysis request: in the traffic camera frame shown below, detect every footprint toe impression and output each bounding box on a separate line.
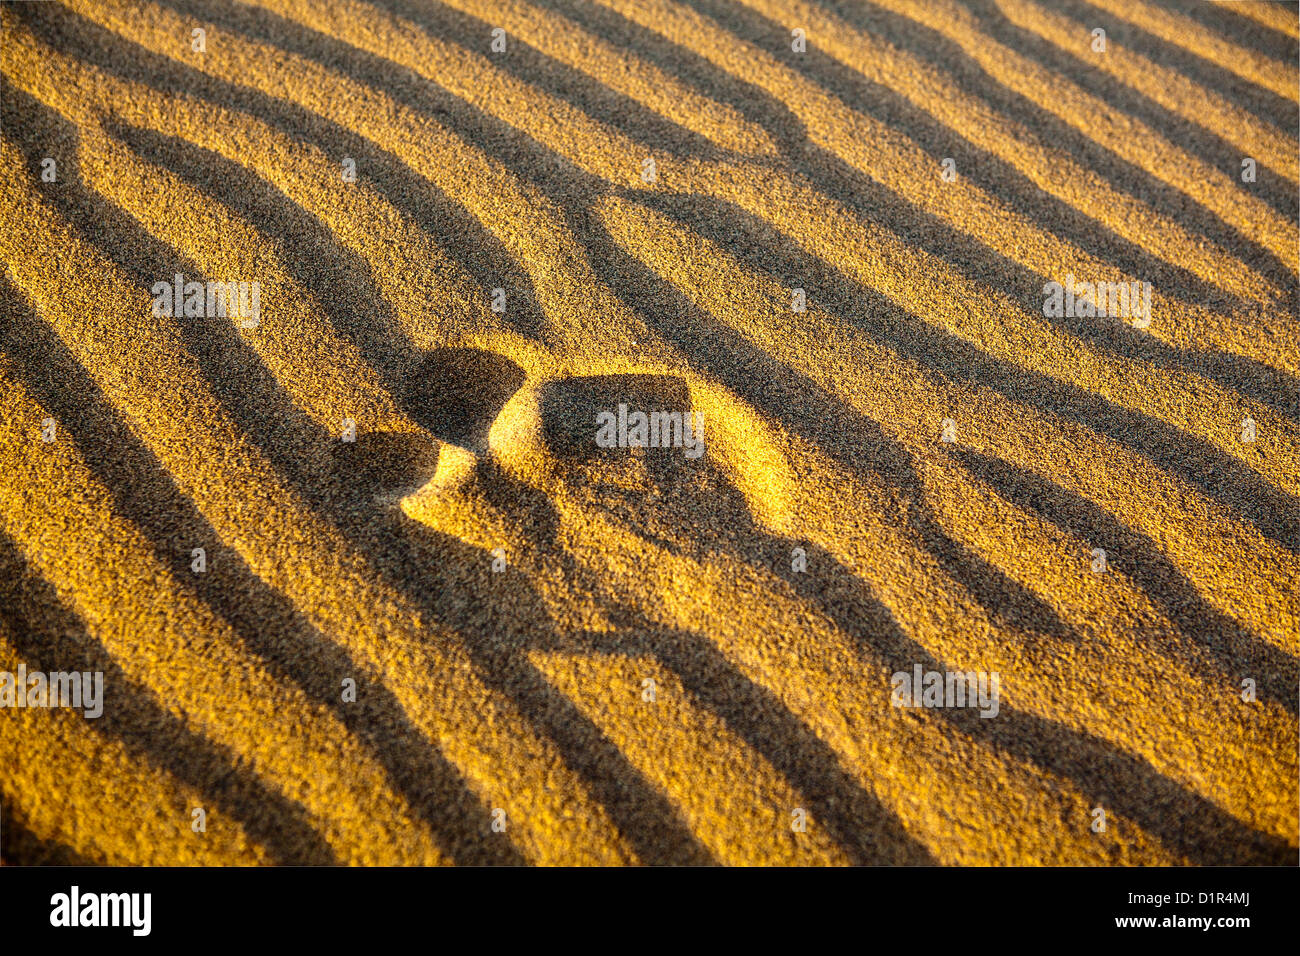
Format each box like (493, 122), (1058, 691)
(539, 374), (703, 475)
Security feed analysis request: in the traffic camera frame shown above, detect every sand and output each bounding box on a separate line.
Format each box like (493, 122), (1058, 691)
(0, 0), (1296, 865)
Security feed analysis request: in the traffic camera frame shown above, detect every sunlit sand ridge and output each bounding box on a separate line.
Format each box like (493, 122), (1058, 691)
(0, 0), (1295, 865)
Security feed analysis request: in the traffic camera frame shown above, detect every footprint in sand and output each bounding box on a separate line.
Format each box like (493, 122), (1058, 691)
(332, 344), (796, 565)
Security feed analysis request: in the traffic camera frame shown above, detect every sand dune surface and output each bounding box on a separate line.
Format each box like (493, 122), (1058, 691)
(1, 0), (1296, 865)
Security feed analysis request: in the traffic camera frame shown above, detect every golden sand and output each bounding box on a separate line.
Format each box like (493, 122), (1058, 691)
(0, 0), (1296, 865)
